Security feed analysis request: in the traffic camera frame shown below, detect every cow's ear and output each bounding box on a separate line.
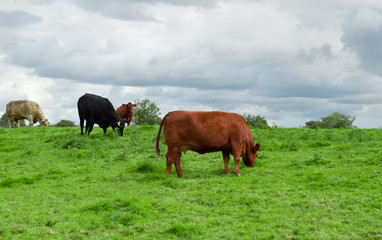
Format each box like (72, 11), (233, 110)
(133, 104), (137, 107)
(254, 143), (260, 152)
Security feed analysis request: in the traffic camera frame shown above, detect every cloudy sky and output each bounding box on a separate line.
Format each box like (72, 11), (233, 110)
(1, 0), (382, 128)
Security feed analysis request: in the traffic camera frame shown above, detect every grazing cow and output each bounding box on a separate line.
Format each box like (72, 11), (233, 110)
(116, 102), (136, 126)
(156, 111), (260, 177)
(77, 93), (126, 136)
(6, 100), (50, 127)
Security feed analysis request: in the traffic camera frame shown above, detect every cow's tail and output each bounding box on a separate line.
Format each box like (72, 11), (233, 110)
(156, 113), (169, 159)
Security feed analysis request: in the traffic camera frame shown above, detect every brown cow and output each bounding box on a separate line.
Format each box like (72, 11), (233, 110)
(6, 100), (50, 127)
(116, 102), (136, 126)
(156, 111), (260, 177)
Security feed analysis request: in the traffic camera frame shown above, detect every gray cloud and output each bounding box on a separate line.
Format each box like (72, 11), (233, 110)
(3, 31), (377, 103)
(74, 0), (218, 22)
(341, 7), (382, 76)
(28, 0), (54, 5)
(297, 44), (332, 63)
(74, 0), (157, 21)
(0, 10), (42, 27)
(140, 0), (217, 7)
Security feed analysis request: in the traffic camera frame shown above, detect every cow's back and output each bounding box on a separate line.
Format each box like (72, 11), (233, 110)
(78, 94), (110, 117)
(78, 93), (120, 124)
(162, 111), (251, 154)
(6, 100), (42, 118)
(116, 105), (126, 118)
(78, 94), (96, 118)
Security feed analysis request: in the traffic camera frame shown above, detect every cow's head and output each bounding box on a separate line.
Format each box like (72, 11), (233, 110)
(123, 102), (136, 126)
(39, 119), (50, 126)
(113, 120), (126, 136)
(243, 142), (260, 167)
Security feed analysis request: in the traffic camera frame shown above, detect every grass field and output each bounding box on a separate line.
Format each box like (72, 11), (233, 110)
(0, 126), (381, 239)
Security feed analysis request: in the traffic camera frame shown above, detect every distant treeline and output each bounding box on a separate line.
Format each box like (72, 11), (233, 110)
(1, 98), (355, 129)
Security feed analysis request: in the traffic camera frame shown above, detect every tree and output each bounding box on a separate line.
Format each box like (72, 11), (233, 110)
(305, 120), (322, 129)
(241, 114), (270, 129)
(54, 120), (76, 127)
(320, 112), (355, 129)
(305, 112), (355, 129)
(0, 113), (8, 127)
(132, 98), (161, 125)
(0, 113), (26, 128)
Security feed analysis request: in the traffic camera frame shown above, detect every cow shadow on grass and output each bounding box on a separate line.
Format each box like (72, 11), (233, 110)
(164, 151), (263, 179)
(132, 152), (263, 190)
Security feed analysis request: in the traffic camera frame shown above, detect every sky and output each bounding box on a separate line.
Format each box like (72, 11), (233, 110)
(1, 0), (382, 128)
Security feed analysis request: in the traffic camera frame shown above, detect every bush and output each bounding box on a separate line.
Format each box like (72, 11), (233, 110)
(321, 112), (355, 129)
(241, 114), (270, 129)
(54, 120), (76, 127)
(305, 112), (355, 129)
(132, 98), (161, 125)
(305, 120), (322, 129)
(0, 113), (9, 127)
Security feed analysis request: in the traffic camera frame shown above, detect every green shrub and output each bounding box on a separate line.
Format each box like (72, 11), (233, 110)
(305, 120), (322, 129)
(305, 112), (355, 129)
(321, 112), (355, 129)
(241, 114), (270, 128)
(54, 119), (76, 127)
(132, 98), (161, 125)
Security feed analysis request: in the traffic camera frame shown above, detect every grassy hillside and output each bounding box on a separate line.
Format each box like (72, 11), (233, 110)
(0, 126), (381, 239)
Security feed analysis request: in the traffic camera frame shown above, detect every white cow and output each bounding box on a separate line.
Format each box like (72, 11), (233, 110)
(6, 100), (50, 127)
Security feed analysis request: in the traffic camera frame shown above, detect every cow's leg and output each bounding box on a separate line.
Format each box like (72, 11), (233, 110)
(222, 151), (230, 174)
(166, 148), (183, 177)
(80, 118), (84, 135)
(85, 121), (89, 134)
(165, 151), (174, 175)
(103, 127), (107, 135)
(27, 116), (33, 126)
(87, 122), (94, 135)
(174, 152), (183, 177)
(232, 152), (241, 176)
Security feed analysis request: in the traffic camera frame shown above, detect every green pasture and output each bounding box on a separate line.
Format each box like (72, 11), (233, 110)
(0, 126), (381, 239)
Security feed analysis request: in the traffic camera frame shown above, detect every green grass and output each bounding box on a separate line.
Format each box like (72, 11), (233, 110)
(0, 126), (381, 239)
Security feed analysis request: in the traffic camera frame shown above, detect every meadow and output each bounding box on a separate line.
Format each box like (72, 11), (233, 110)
(0, 126), (381, 239)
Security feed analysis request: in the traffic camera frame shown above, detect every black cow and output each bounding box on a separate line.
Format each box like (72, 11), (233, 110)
(77, 93), (126, 136)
